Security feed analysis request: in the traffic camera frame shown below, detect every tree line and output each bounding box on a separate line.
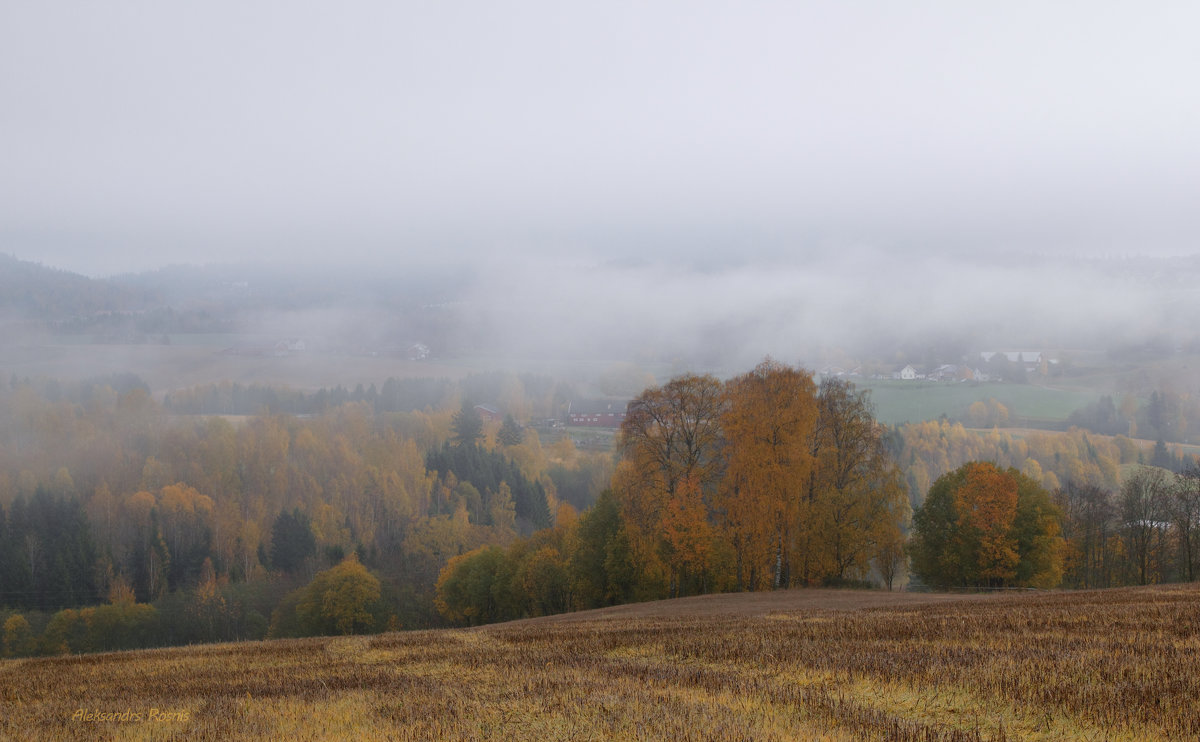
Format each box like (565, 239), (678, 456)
(908, 459), (1200, 590)
(1052, 466), (1200, 587)
(897, 419), (1129, 501)
(436, 366), (1200, 626)
(6, 360), (1200, 652)
(0, 373), (612, 657)
(162, 371), (574, 420)
(1066, 388), (1200, 446)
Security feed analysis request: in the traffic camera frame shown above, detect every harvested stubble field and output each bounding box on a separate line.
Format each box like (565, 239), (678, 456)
(3, 585), (1198, 741)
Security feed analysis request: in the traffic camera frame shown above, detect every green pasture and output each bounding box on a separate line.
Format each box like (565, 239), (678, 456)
(858, 380), (1101, 427)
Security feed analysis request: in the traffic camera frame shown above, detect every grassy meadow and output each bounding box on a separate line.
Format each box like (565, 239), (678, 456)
(3, 585), (1198, 741)
(859, 380), (1099, 427)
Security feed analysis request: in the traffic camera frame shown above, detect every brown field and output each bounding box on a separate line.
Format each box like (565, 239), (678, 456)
(3, 585), (1198, 741)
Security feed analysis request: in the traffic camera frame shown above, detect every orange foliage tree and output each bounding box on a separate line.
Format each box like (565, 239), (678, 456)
(720, 360), (817, 589)
(911, 461), (1064, 588)
(615, 364), (908, 596)
(953, 462), (1020, 585)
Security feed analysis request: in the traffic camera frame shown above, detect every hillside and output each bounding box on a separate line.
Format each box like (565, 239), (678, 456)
(0, 253), (147, 321)
(3, 585), (1196, 741)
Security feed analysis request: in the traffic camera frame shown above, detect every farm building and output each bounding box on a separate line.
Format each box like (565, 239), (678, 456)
(474, 404), (502, 422)
(567, 400), (629, 428)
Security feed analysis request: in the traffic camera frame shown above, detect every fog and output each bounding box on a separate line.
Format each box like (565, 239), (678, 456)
(94, 250), (1190, 379)
(3, 3), (1199, 376)
(397, 249), (1194, 372)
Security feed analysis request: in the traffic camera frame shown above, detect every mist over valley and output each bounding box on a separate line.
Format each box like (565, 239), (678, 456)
(4, 250), (1199, 407)
(3, 4), (1199, 738)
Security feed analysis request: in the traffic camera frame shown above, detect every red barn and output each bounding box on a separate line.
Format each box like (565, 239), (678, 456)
(567, 400), (629, 428)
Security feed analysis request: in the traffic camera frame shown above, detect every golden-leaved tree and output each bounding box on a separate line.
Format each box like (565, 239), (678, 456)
(720, 359), (817, 589)
(953, 462), (1020, 585)
(270, 554), (389, 637)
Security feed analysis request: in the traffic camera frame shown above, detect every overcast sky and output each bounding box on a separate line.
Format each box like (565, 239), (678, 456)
(2, 2), (1198, 278)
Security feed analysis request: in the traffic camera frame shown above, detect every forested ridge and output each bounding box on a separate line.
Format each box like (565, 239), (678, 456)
(0, 253), (144, 320)
(0, 370), (612, 654)
(2, 361), (1199, 657)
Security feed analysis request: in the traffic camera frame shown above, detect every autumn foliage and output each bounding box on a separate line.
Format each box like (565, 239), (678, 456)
(12, 359), (1198, 654)
(433, 362), (912, 626)
(0, 371), (606, 653)
(909, 461), (1065, 588)
(611, 360), (908, 597)
(721, 363), (817, 589)
(269, 554), (389, 637)
(954, 462), (1020, 584)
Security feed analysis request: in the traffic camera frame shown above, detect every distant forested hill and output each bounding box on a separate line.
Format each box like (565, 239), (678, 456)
(0, 255), (245, 337)
(0, 253), (149, 320)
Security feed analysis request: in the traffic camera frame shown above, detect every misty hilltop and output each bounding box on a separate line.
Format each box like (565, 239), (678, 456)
(0, 253), (147, 320)
(4, 3), (1198, 370)
(4, 250), (1200, 377)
